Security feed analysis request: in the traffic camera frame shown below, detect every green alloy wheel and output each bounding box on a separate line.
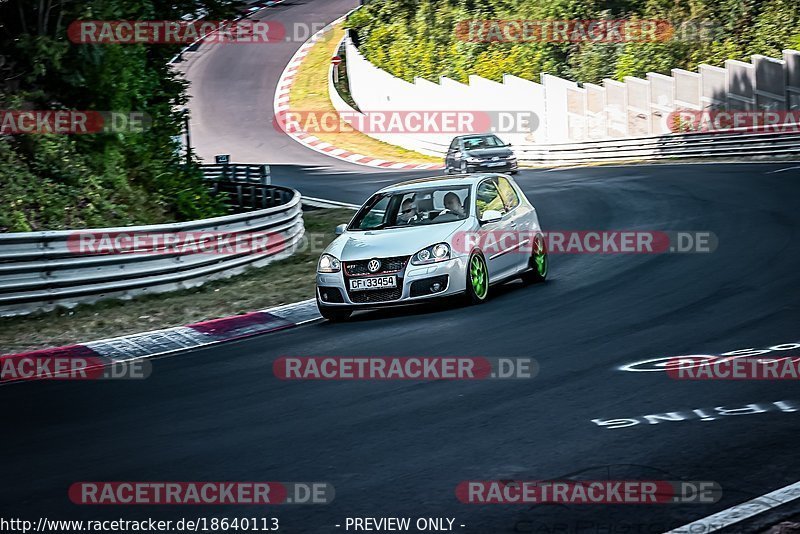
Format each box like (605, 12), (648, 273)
(522, 232), (548, 284)
(466, 251), (489, 304)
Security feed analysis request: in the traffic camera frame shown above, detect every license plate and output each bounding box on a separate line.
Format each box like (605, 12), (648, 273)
(349, 275), (397, 291)
(486, 161), (506, 167)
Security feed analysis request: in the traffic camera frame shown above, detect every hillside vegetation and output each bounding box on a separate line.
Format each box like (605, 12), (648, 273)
(347, 0), (800, 85)
(0, 0), (241, 232)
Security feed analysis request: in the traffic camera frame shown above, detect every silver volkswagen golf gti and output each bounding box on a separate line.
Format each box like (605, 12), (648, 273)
(315, 174), (547, 321)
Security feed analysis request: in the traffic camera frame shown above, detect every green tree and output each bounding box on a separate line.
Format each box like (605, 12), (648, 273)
(347, 0), (800, 88)
(0, 0), (240, 231)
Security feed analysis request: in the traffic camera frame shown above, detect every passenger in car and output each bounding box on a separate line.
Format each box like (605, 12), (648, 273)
(443, 192), (465, 217)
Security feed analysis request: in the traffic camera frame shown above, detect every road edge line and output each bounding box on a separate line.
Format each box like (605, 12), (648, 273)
(302, 196), (360, 210)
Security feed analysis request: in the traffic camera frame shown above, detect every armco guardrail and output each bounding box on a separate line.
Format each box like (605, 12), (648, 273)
(515, 128), (800, 164)
(0, 178), (303, 317)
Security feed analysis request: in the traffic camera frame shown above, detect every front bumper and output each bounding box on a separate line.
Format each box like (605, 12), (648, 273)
(466, 160), (518, 173)
(316, 257), (468, 308)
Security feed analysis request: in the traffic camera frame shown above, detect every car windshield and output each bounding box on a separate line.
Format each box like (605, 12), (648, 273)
(462, 135), (505, 150)
(348, 186), (471, 230)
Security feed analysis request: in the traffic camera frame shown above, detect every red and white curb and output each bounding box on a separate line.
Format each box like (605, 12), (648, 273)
(0, 299), (321, 380)
(664, 480), (800, 533)
(273, 18), (442, 170)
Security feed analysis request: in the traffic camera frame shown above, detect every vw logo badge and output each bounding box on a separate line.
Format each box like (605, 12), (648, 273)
(367, 259), (381, 273)
(492, 156), (499, 161)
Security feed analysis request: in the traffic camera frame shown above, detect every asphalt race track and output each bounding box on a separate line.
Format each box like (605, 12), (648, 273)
(3, 161), (799, 532)
(2, 0), (799, 532)
(181, 0), (370, 168)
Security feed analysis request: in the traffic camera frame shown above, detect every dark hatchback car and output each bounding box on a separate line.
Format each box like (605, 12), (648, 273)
(445, 134), (518, 174)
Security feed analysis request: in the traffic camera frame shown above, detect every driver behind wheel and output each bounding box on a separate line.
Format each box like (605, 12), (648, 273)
(397, 198), (418, 224)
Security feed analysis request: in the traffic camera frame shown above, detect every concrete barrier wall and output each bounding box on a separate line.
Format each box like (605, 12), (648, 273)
(344, 35), (543, 152)
(343, 34), (800, 145)
(329, 57), (449, 156)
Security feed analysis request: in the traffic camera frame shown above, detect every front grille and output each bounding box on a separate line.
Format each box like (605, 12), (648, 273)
(344, 256), (409, 276)
(344, 255), (409, 303)
(348, 287), (403, 303)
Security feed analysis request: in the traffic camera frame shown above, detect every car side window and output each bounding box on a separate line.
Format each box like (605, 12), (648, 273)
(449, 139), (458, 151)
(496, 177), (520, 210)
(475, 179), (505, 219)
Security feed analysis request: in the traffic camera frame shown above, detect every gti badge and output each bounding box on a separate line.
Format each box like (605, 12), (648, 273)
(367, 259), (381, 273)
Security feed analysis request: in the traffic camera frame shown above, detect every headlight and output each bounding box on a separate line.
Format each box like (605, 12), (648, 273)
(507, 155), (517, 160)
(466, 157), (482, 163)
(317, 253), (341, 273)
(411, 243), (451, 265)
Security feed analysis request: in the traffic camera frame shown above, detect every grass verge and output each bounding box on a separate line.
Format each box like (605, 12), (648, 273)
(0, 209), (355, 354)
(289, 24), (440, 165)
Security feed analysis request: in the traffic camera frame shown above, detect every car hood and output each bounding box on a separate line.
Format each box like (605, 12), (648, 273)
(464, 147), (513, 158)
(326, 220), (473, 260)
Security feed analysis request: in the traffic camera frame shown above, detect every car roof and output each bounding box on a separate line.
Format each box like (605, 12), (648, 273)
(455, 134), (498, 140)
(377, 174), (498, 194)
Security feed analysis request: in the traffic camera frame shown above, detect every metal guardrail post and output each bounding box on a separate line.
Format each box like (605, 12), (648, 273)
(199, 163), (278, 209)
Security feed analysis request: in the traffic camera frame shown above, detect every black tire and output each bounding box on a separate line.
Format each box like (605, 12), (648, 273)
(464, 250), (490, 305)
(521, 232), (548, 284)
(317, 301), (352, 322)
(445, 160), (453, 175)
(509, 169), (519, 175)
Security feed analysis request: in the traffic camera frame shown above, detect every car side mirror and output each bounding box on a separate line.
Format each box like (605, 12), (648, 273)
(505, 142), (512, 147)
(479, 210), (503, 224)
(334, 224), (347, 235)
